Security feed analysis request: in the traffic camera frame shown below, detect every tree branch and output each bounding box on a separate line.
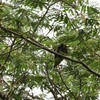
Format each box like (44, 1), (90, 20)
(4, 38), (16, 65)
(33, 1), (58, 34)
(0, 25), (100, 77)
(44, 65), (58, 99)
(57, 70), (77, 99)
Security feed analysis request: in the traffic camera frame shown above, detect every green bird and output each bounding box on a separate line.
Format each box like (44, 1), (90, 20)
(54, 43), (68, 68)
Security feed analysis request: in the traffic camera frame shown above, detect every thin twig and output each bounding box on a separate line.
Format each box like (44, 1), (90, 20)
(57, 70), (77, 99)
(44, 65), (58, 99)
(33, 2), (58, 34)
(4, 38), (16, 65)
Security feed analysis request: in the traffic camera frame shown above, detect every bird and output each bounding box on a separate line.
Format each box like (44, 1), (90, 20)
(54, 43), (68, 68)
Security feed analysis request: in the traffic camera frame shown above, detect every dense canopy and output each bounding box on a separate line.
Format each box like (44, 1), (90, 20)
(0, 0), (100, 100)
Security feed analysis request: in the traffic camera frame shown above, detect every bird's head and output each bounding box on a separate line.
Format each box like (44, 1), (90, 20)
(58, 43), (67, 53)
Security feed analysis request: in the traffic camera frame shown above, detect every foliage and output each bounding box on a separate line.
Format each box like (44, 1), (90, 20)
(0, 0), (100, 99)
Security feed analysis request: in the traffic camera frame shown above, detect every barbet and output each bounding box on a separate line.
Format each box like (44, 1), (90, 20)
(54, 43), (68, 68)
